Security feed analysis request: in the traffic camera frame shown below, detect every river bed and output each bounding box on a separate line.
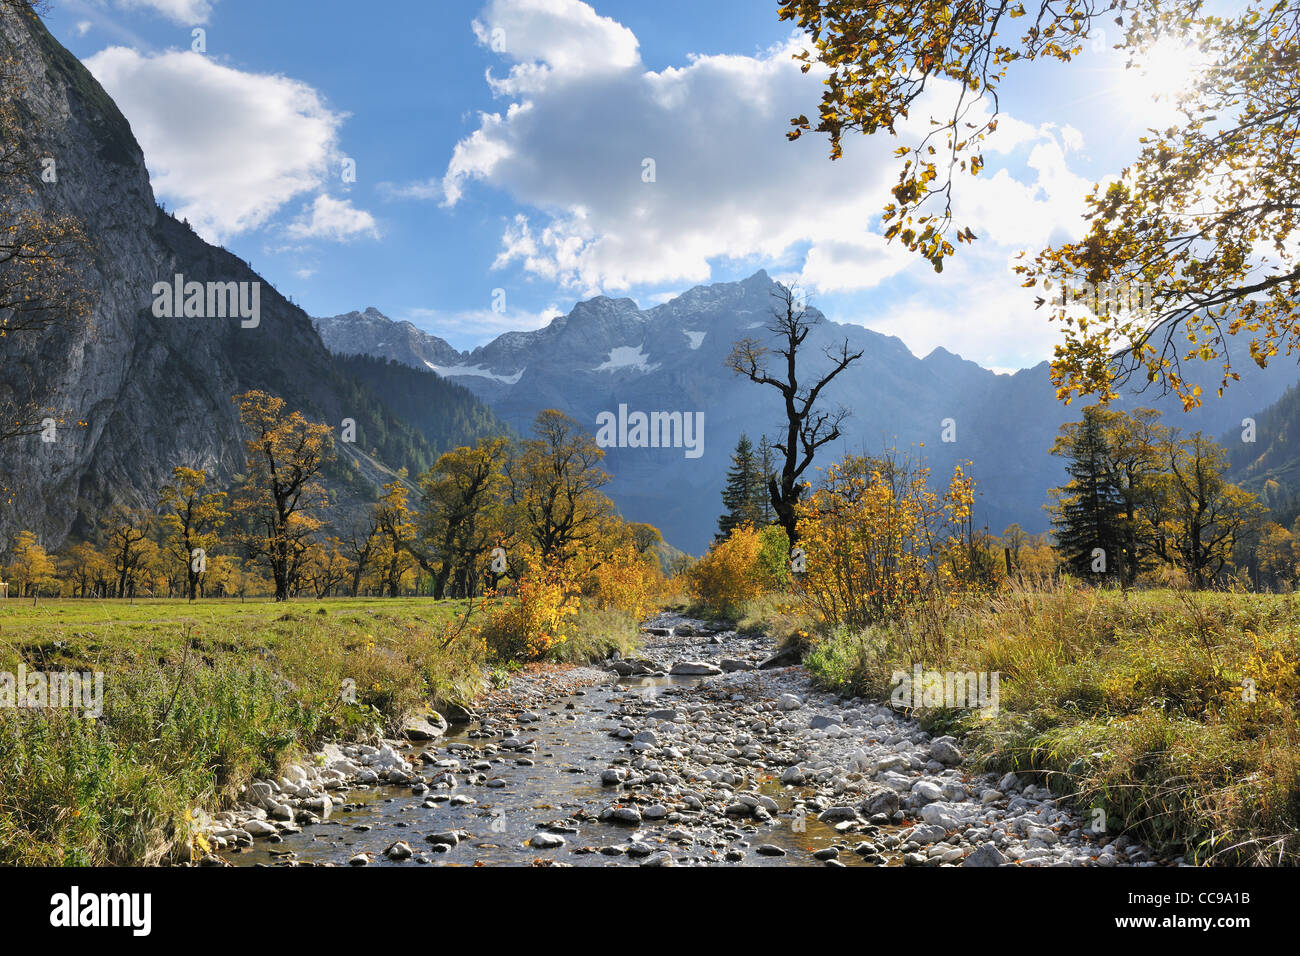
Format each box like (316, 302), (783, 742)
(217, 615), (1152, 868)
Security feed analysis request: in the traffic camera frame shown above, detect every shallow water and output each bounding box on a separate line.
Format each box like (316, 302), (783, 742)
(227, 672), (880, 867)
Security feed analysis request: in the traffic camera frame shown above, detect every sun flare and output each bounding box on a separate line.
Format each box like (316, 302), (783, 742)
(1125, 37), (1210, 119)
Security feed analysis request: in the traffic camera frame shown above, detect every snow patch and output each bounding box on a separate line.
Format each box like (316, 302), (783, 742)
(595, 345), (659, 373)
(425, 361), (525, 385)
(683, 330), (706, 350)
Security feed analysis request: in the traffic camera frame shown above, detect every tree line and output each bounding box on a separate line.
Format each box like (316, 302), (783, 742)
(708, 402), (1271, 611)
(1, 392), (664, 602)
(1049, 406), (1264, 589)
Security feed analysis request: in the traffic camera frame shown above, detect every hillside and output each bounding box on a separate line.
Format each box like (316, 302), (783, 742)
(1226, 383), (1300, 524)
(0, 5), (504, 547)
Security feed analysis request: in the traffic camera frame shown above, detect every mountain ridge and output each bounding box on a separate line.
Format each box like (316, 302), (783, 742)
(316, 274), (1300, 553)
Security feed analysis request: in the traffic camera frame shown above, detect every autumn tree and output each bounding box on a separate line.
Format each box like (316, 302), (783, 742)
(504, 410), (614, 564)
(231, 390), (334, 601)
(57, 540), (104, 598)
(1254, 521), (1297, 590)
(1023, 4), (1300, 408)
(205, 553), (250, 599)
(727, 284), (863, 546)
(372, 481), (420, 596)
(1095, 407), (1170, 584)
(417, 437), (508, 598)
(103, 507), (151, 598)
(344, 516), (380, 597)
(4, 529), (55, 596)
(794, 451), (978, 627)
(781, 1), (1300, 407)
(624, 521), (664, 555)
(303, 537), (349, 598)
(1000, 523), (1029, 574)
(159, 466), (229, 601)
(1160, 431), (1265, 586)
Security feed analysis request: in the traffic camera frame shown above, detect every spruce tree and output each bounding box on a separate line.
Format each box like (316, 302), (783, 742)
(1050, 407), (1127, 583)
(718, 434), (765, 538)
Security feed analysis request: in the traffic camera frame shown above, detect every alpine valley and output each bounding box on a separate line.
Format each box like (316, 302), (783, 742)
(315, 279), (1300, 553)
(3, 3), (1298, 557)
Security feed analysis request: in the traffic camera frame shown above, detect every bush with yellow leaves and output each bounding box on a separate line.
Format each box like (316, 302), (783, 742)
(688, 524), (786, 616)
(795, 452), (986, 629)
(479, 558), (580, 662)
(582, 545), (665, 621)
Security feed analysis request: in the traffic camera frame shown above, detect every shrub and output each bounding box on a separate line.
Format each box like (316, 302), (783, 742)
(687, 525), (778, 616)
(480, 560), (579, 662)
(582, 545), (665, 621)
(756, 525), (791, 590)
(795, 453), (983, 628)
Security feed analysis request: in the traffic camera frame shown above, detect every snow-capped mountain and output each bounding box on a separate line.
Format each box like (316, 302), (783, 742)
(316, 271), (1300, 553)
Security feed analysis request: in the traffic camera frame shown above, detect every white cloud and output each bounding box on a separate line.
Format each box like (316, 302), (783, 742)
(117, 0), (215, 25)
(439, 0), (1095, 303)
(792, 236), (916, 294)
(955, 139), (1096, 249)
(852, 246), (1066, 371)
(74, 21), (93, 37)
(287, 195), (380, 241)
(84, 47), (347, 243)
(472, 0), (639, 96)
(377, 178), (442, 202)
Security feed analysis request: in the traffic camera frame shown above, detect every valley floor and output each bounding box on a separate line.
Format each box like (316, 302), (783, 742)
(205, 614), (1156, 867)
(2, 589), (1293, 866)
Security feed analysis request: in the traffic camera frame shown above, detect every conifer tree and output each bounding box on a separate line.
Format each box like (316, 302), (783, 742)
(757, 436), (776, 524)
(1049, 406), (1127, 583)
(718, 434), (765, 538)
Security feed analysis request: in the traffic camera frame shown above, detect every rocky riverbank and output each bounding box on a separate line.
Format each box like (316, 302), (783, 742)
(204, 613), (1160, 867)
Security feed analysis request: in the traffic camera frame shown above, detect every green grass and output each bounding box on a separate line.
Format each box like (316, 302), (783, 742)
(799, 585), (1300, 865)
(0, 595), (649, 865)
(550, 605), (642, 665)
(0, 597), (486, 865)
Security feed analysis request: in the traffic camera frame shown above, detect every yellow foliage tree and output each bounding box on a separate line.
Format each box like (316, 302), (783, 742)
(479, 554), (580, 662)
(795, 453), (982, 628)
(231, 390), (333, 601)
(4, 529), (56, 597)
(582, 543), (665, 621)
(159, 466), (229, 601)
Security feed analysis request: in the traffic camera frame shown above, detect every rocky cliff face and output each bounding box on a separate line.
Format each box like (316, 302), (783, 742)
(0, 6), (497, 549)
(318, 270), (1300, 554)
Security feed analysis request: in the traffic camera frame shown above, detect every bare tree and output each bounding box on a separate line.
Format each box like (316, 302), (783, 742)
(727, 284), (863, 546)
(344, 515), (379, 596)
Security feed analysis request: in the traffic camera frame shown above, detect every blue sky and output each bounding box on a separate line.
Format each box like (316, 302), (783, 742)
(41, 0), (1201, 370)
